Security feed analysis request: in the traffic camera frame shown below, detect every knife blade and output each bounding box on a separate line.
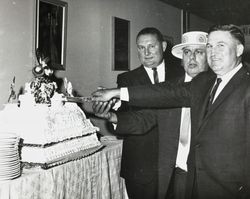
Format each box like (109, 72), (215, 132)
(64, 96), (93, 103)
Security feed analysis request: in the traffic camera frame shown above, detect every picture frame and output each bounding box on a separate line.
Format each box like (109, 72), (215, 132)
(181, 9), (190, 34)
(35, 0), (68, 70)
(112, 17), (130, 71)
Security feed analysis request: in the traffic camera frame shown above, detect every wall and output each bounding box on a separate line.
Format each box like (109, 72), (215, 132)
(189, 13), (213, 32)
(0, 0), (35, 109)
(0, 0), (212, 134)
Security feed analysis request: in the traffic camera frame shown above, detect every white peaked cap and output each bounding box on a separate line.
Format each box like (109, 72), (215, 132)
(171, 31), (208, 59)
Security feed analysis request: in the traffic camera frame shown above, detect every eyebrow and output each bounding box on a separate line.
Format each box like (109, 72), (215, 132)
(207, 41), (227, 45)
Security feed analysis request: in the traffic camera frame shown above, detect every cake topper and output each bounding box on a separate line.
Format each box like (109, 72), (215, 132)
(7, 76), (16, 103)
(32, 49), (53, 78)
(63, 77), (73, 97)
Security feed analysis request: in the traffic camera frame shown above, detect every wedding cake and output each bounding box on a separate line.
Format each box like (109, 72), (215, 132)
(0, 51), (102, 168)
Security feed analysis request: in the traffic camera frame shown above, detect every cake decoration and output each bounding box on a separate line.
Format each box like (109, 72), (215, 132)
(0, 49), (102, 169)
(63, 77), (73, 97)
(7, 76), (16, 103)
(27, 50), (57, 104)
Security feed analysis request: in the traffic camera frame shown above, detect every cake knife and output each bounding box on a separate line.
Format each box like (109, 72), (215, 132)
(64, 96), (93, 103)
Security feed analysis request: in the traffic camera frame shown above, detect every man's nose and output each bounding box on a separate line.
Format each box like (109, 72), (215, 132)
(210, 47), (218, 56)
(144, 47), (150, 56)
(190, 52), (196, 60)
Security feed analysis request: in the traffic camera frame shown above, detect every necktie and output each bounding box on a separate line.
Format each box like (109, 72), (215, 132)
(180, 108), (191, 146)
(152, 68), (159, 84)
(205, 78), (222, 114)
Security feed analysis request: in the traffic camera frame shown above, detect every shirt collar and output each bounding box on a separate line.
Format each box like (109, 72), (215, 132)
(143, 60), (165, 72)
(144, 61), (166, 83)
(184, 73), (193, 82)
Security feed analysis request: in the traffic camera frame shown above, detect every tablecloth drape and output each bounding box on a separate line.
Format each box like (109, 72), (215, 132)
(0, 140), (128, 199)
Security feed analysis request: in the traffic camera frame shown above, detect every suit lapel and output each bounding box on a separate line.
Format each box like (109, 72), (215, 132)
(137, 66), (152, 85)
(195, 73), (216, 129)
(204, 66), (246, 119)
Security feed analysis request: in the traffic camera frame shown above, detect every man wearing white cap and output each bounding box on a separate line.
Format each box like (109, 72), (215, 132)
(167, 31), (208, 199)
(92, 31), (209, 199)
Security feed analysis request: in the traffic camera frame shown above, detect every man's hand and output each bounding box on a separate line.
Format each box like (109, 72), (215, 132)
(92, 100), (118, 123)
(91, 88), (121, 102)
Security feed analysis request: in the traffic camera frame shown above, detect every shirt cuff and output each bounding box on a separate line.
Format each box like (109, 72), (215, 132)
(120, 87), (129, 101)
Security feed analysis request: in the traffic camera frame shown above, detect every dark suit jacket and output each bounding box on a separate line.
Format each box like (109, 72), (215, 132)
(115, 64), (183, 198)
(116, 65), (158, 186)
(126, 65), (250, 199)
(116, 78), (184, 199)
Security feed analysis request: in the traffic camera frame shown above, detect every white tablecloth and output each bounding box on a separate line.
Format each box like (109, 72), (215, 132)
(0, 140), (128, 199)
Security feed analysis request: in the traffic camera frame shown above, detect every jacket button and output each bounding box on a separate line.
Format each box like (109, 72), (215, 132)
(196, 143), (201, 148)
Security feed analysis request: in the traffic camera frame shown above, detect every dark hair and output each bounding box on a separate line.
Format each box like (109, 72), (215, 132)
(136, 27), (164, 43)
(208, 24), (245, 47)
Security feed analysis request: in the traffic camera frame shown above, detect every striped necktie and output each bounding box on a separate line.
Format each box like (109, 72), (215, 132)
(152, 67), (159, 84)
(205, 78), (222, 115)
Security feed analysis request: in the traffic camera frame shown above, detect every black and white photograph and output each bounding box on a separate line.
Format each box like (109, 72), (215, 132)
(1, 0), (250, 198)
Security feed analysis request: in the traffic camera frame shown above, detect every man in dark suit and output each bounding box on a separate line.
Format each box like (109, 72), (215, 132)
(94, 27), (182, 199)
(92, 24), (250, 199)
(93, 31), (209, 199)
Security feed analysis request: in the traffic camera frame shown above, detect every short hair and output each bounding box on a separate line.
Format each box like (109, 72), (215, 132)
(208, 24), (245, 47)
(136, 27), (164, 43)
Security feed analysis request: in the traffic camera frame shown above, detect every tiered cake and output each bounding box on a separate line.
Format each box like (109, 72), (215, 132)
(0, 102), (101, 167)
(0, 52), (102, 168)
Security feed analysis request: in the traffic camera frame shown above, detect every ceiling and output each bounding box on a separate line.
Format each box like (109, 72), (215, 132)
(160, 0), (250, 25)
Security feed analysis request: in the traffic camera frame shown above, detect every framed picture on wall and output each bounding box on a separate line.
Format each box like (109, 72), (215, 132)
(181, 9), (190, 34)
(112, 16), (130, 71)
(36, 0), (68, 70)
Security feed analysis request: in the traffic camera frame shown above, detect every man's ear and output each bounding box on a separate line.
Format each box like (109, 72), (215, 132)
(237, 44), (244, 57)
(162, 41), (167, 52)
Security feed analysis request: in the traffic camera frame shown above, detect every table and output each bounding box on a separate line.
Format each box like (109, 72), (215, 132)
(0, 139), (128, 199)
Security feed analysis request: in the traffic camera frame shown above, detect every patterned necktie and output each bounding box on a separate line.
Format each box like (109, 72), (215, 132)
(180, 108), (191, 146)
(205, 78), (222, 115)
(152, 68), (159, 84)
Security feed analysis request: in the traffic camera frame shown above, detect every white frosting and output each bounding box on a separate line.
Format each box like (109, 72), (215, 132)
(21, 134), (101, 163)
(0, 103), (101, 164)
(0, 103), (99, 145)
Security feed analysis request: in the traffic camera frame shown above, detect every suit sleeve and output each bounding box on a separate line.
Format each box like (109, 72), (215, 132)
(117, 73), (141, 112)
(128, 81), (191, 108)
(114, 72), (158, 136)
(115, 109), (157, 135)
(117, 73), (129, 87)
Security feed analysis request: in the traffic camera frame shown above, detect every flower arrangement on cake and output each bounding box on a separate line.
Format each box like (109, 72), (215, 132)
(27, 50), (57, 104)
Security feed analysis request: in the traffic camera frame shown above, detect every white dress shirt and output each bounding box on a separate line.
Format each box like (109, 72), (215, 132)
(175, 74), (192, 171)
(144, 61), (165, 84)
(213, 63), (243, 102)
